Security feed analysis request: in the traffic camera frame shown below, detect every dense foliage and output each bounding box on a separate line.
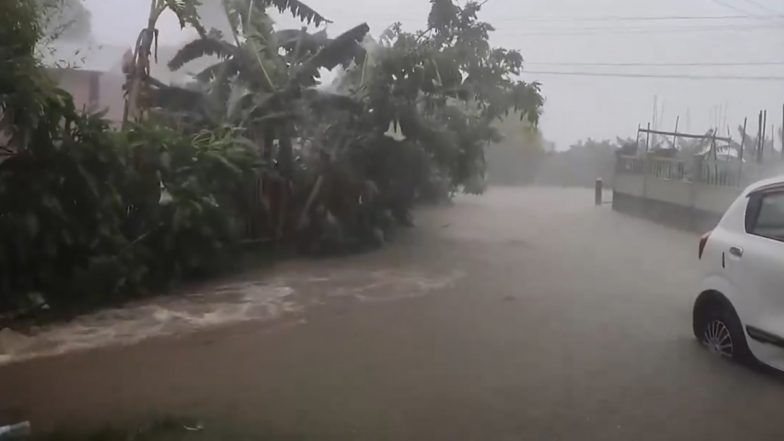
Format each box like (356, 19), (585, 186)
(1, 1), (262, 311)
(0, 0), (543, 313)
(535, 138), (636, 187)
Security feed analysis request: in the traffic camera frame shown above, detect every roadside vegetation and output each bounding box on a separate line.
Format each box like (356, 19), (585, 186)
(0, 0), (543, 315)
(486, 134), (636, 188)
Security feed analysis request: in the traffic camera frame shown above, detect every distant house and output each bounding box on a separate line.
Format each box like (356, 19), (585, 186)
(42, 42), (128, 124)
(42, 42), (206, 126)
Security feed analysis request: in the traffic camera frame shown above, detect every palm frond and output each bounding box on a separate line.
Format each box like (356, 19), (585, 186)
(259, 0), (331, 26)
(224, 0), (274, 39)
(294, 23), (370, 85)
(205, 60), (239, 104)
(164, 0), (207, 36)
(169, 35), (237, 71)
(195, 61), (227, 82)
(276, 28), (329, 55)
(151, 84), (206, 110)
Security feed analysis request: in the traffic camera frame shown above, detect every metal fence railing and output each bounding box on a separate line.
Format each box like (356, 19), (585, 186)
(615, 155), (645, 175)
(647, 157), (688, 181)
(697, 161), (743, 187)
(615, 154), (773, 189)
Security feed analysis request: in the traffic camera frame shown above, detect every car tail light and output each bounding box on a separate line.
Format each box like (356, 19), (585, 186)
(698, 231), (711, 260)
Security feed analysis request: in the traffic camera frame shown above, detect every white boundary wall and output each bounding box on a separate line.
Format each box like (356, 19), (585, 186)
(614, 172), (741, 216)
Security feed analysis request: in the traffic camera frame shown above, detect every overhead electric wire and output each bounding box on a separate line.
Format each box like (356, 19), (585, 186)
(526, 61), (784, 67)
(737, 0), (783, 15)
(360, 13), (784, 23)
(487, 14), (783, 22)
(710, 0), (758, 15)
(521, 70), (784, 81)
(708, 0), (783, 19)
(496, 23), (784, 35)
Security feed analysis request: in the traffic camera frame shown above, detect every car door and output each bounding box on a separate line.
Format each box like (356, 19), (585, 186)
(733, 189), (784, 339)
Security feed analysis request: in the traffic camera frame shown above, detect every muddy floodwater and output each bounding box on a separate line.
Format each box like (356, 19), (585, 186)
(0, 268), (463, 365)
(3, 187), (784, 441)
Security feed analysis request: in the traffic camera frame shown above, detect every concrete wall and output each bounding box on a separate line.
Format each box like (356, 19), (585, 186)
(645, 178), (692, 207)
(613, 171), (742, 231)
(54, 69), (93, 111)
(613, 174), (644, 197)
(50, 69), (126, 125)
(98, 73), (126, 125)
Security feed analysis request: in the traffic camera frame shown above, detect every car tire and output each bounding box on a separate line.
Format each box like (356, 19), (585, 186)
(696, 303), (753, 363)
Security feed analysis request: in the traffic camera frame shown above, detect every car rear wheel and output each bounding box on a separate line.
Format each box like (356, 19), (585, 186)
(695, 303), (753, 363)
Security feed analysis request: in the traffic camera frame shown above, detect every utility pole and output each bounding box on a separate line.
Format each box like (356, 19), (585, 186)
(659, 99), (666, 135)
(739, 117), (747, 162)
(635, 123), (641, 149)
(652, 96), (658, 147)
(762, 110), (768, 163)
(739, 117), (747, 183)
(672, 116), (680, 149)
(757, 110), (764, 164)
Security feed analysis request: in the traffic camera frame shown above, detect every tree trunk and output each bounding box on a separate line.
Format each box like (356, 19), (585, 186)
(276, 124), (294, 241)
(124, 0), (161, 126)
(278, 124), (294, 178)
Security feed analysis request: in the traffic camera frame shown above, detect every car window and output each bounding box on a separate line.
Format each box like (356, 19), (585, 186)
(749, 192), (784, 241)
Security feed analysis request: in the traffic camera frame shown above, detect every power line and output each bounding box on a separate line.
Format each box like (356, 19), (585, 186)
(710, 0), (758, 16)
(356, 13), (784, 24)
(709, 0), (783, 19)
(738, 0), (783, 15)
(497, 23), (784, 35)
(526, 61), (784, 67)
(521, 70), (784, 81)
(488, 14), (782, 22)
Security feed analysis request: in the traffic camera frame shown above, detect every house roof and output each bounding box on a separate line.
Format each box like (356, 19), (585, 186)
(42, 41), (129, 73)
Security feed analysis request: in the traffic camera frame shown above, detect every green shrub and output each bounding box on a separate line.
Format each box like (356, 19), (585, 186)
(0, 107), (263, 312)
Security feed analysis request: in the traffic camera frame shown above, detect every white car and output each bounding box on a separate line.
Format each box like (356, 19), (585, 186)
(694, 176), (784, 370)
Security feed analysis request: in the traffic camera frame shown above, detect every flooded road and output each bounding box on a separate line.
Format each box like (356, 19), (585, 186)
(3, 187), (784, 440)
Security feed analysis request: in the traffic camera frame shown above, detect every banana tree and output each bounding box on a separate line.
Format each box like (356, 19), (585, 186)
(167, 0), (368, 240)
(123, 0), (206, 125)
(125, 0), (333, 125)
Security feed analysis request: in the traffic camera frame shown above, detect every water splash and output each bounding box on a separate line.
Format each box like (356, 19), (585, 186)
(0, 267), (463, 365)
(0, 282), (297, 364)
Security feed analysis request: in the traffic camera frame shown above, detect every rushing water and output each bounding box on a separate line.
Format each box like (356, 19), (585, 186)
(0, 265), (464, 365)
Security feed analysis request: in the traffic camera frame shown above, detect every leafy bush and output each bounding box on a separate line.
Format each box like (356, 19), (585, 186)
(0, 0), (546, 314)
(0, 0), (264, 313)
(119, 122), (263, 283)
(0, 102), (262, 311)
(0, 89), (134, 309)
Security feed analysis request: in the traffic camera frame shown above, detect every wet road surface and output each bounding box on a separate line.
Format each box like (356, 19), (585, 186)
(3, 187), (784, 440)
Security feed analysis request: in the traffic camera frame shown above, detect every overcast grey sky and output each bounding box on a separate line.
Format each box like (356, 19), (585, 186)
(84, 0), (784, 149)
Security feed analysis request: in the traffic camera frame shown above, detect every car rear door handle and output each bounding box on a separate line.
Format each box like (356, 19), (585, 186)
(729, 246), (744, 258)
